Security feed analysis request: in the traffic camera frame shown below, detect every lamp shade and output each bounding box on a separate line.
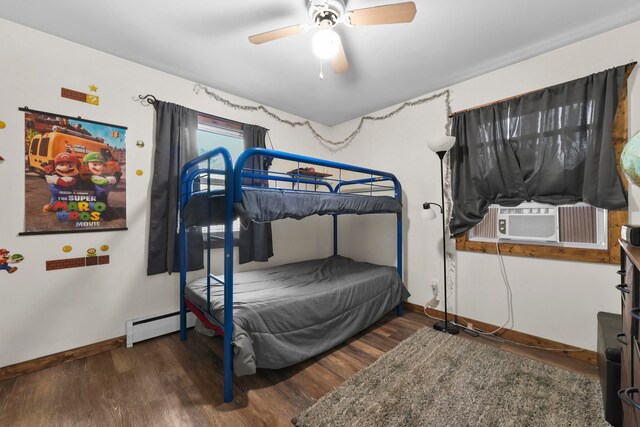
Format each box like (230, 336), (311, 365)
(420, 206), (437, 220)
(312, 29), (340, 59)
(427, 135), (456, 153)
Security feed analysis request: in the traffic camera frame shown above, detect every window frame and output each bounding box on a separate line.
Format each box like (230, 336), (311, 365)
(455, 69), (631, 265)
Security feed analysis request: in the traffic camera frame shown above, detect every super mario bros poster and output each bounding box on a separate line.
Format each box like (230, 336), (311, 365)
(22, 109), (127, 234)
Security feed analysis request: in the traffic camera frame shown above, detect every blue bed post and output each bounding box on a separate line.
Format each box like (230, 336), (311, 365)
(222, 151), (235, 403)
(179, 178), (188, 341)
(396, 211), (403, 316)
(333, 214), (338, 256)
(395, 180), (403, 317)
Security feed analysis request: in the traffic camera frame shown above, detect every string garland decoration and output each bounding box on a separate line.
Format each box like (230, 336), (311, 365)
(193, 84), (452, 150)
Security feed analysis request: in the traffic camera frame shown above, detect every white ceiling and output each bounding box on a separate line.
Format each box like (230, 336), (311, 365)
(2, 0), (640, 126)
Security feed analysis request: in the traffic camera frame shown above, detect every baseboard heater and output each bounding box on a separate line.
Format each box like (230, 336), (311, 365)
(126, 310), (196, 348)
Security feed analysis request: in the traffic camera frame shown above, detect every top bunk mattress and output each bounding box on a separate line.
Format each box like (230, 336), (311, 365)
(184, 187), (402, 226)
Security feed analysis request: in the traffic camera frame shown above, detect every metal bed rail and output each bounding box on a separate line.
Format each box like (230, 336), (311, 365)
(233, 148), (403, 309)
(233, 148), (401, 201)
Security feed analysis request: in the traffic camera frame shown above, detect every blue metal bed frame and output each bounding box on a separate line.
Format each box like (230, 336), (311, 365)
(179, 147), (403, 403)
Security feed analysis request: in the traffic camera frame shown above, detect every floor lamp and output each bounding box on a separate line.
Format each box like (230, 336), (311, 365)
(423, 135), (459, 335)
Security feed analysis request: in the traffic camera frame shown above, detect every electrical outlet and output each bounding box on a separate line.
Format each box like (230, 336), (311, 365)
(467, 323), (474, 331)
(431, 281), (439, 297)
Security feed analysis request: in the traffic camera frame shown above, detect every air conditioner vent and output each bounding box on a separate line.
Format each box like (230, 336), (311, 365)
(498, 203), (558, 242)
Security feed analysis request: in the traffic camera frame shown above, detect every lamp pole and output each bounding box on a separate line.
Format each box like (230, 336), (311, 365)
(428, 151), (459, 335)
(424, 134), (458, 334)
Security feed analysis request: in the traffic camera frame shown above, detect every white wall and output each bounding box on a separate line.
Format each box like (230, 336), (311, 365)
(0, 19), (333, 367)
(331, 21), (640, 350)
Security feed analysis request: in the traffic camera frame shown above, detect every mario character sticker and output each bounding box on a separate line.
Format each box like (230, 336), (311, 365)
(0, 249), (24, 274)
(21, 109), (127, 234)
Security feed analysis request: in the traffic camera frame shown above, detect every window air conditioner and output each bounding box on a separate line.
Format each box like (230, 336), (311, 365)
(497, 203), (559, 242)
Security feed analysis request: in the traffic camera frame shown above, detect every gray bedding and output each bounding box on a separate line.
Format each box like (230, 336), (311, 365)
(185, 255), (409, 376)
(183, 188), (402, 227)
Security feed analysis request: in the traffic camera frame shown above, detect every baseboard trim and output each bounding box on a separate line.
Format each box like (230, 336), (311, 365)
(1, 306), (595, 381)
(403, 302), (596, 365)
(0, 336), (125, 382)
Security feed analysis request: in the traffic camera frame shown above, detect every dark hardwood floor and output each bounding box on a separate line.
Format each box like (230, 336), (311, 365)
(0, 312), (597, 427)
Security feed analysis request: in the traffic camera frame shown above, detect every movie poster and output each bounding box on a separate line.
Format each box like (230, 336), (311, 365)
(22, 109), (127, 234)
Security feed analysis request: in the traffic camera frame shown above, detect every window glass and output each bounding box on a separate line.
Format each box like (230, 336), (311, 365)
(38, 137), (50, 157)
(197, 127), (244, 169)
(197, 122), (244, 240)
(29, 137), (40, 155)
(100, 148), (114, 162)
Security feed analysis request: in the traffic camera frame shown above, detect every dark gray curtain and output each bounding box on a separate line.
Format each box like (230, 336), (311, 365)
(147, 101), (203, 275)
(449, 64), (633, 237)
(239, 124), (274, 264)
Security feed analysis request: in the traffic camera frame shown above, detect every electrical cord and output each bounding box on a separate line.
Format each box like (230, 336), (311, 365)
(422, 238), (585, 352)
(453, 238), (514, 336)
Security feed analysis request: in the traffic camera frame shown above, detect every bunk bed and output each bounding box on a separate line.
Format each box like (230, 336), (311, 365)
(179, 147), (408, 402)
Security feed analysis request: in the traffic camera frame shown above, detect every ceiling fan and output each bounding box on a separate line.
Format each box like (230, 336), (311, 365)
(248, 1), (417, 75)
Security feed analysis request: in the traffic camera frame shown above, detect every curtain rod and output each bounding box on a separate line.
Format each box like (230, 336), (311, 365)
(137, 93), (268, 130)
(448, 61), (637, 117)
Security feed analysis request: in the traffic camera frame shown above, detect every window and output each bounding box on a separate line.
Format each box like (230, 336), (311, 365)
(29, 136), (39, 155)
(469, 202), (607, 250)
(38, 137), (49, 157)
(100, 148), (114, 162)
(196, 115), (244, 247)
(454, 64), (634, 264)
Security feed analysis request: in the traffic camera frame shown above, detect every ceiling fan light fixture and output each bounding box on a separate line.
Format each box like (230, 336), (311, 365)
(312, 28), (341, 59)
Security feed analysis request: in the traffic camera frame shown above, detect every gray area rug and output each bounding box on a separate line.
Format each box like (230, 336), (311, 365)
(292, 327), (608, 427)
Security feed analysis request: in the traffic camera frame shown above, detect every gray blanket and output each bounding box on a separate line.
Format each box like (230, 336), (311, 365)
(185, 256), (409, 376)
(183, 188), (402, 226)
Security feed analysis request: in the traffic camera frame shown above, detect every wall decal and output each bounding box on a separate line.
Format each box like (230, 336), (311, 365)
(62, 245), (72, 253)
(136, 169), (143, 176)
(100, 245), (109, 252)
(61, 87), (99, 106)
(136, 140), (144, 148)
(0, 155), (4, 161)
(0, 249), (24, 274)
(20, 108), (128, 235)
(46, 254), (109, 271)
(87, 248), (97, 257)
(0, 121), (6, 129)
(88, 84), (98, 92)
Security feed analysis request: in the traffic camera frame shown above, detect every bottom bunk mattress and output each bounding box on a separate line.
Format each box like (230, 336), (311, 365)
(185, 255), (410, 376)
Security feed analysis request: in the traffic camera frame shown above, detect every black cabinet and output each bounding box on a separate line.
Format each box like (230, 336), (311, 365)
(619, 241), (640, 426)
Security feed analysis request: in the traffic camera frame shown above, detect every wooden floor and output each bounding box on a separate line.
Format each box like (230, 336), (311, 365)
(0, 312), (598, 427)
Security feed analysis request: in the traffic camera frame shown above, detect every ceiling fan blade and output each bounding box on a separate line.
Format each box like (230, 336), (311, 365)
(331, 39), (349, 74)
(347, 2), (417, 26)
(248, 24), (307, 45)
